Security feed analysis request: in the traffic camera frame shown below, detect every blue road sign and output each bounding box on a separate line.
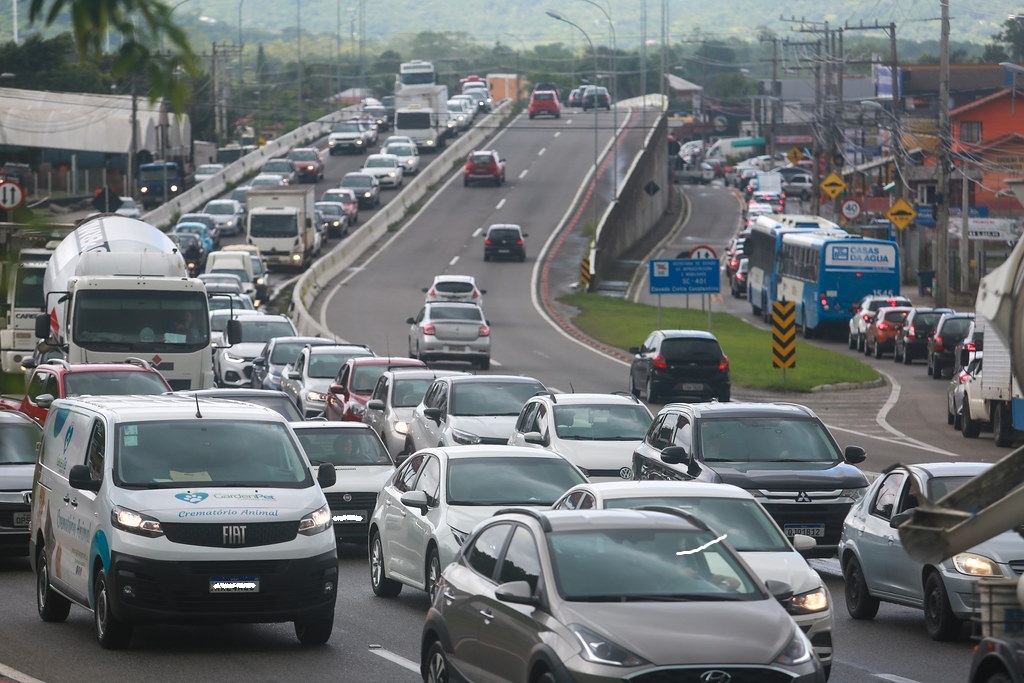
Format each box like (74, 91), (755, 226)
(649, 259), (720, 294)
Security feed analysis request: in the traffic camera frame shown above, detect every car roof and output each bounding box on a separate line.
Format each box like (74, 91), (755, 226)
(425, 444), (569, 461)
(446, 374), (543, 386)
(57, 394), (284, 421)
(0, 410), (39, 426)
(651, 329), (719, 340)
(432, 274), (476, 284)
(425, 300), (482, 308)
(902, 462), (990, 479)
(308, 344), (372, 355)
(659, 401), (817, 420)
(498, 507), (708, 533)
(486, 223), (521, 231)
(38, 361), (164, 374)
(379, 369), (468, 381)
(565, 480), (754, 501)
(289, 420), (375, 432)
(527, 392), (643, 407)
(347, 356), (422, 367)
(173, 222), (209, 231)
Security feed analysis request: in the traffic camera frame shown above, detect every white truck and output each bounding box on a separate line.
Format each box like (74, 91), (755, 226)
(968, 316), (1020, 447)
(394, 84), (452, 153)
(33, 215), (214, 390)
(1, 246), (54, 373)
(395, 60), (436, 90)
(245, 185), (317, 269)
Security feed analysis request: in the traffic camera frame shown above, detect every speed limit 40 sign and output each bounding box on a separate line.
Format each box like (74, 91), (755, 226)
(840, 199), (862, 220)
(0, 181), (25, 211)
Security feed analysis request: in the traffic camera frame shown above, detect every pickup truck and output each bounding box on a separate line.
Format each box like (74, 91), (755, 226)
(0, 358), (173, 424)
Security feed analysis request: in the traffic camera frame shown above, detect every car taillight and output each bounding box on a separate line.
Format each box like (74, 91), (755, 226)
(966, 342), (977, 352)
(428, 287), (436, 297)
(484, 238), (493, 245)
(517, 239), (524, 246)
(862, 313), (872, 322)
(907, 325), (917, 338)
(472, 288), (481, 299)
(423, 324), (436, 336)
(877, 322), (889, 331)
(718, 356), (730, 371)
(934, 336), (943, 351)
(478, 325), (490, 337)
(736, 273), (745, 281)
(652, 354), (668, 369)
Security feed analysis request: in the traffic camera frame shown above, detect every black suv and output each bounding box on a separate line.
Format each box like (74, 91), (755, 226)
(632, 401), (868, 556)
(483, 224), (527, 262)
(628, 330), (730, 403)
(927, 312), (975, 380)
(893, 307), (954, 364)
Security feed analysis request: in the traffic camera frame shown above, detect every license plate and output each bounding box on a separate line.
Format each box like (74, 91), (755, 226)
(784, 524), (824, 538)
(210, 577), (260, 593)
(680, 383), (704, 392)
(13, 511), (30, 527)
(497, 248), (510, 253)
(446, 345), (467, 352)
(332, 510), (367, 524)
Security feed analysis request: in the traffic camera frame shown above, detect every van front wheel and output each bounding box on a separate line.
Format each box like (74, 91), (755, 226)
(295, 615), (334, 645)
(94, 569), (133, 649)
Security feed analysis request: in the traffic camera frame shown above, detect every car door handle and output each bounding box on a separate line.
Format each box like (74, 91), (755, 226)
(67, 497), (77, 507)
(63, 495), (70, 504)
(478, 609), (494, 621)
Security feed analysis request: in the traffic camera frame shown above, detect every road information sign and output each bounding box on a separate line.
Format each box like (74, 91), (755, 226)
(821, 172), (847, 199)
(0, 181), (25, 211)
(886, 198), (917, 231)
(841, 199), (862, 220)
(772, 301), (796, 369)
(649, 259), (720, 294)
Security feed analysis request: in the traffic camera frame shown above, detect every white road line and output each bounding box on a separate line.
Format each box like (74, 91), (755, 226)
(472, 227), (483, 237)
(538, 147), (546, 156)
(496, 198), (506, 210)
(0, 662), (48, 683)
(554, 131), (561, 137)
(449, 256), (459, 267)
(490, 359), (503, 367)
(368, 646), (419, 673)
(519, 169), (528, 179)
(824, 423), (960, 457)
(534, 350), (551, 359)
(876, 675), (926, 683)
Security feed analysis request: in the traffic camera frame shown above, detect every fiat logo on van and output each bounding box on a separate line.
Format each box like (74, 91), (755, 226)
(223, 525), (247, 545)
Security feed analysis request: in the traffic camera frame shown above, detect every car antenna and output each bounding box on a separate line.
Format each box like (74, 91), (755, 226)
(569, 382), (575, 393)
(194, 393), (203, 419)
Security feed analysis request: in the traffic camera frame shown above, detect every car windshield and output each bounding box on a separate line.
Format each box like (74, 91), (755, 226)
(447, 456), (585, 505)
(603, 496), (790, 551)
(470, 153), (493, 164)
(343, 175), (372, 188)
(218, 395), (302, 421)
(428, 305), (483, 322)
(351, 365), (390, 393)
(237, 319), (297, 343)
(553, 404), (651, 440)
(365, 158), (393, 168)
(213, 269), (250, 284)
(392, 378), (433, 407)
(316, 203), (344, 217)
(251, 176), (283, 186)
(196, 164), (223, 175)
(115, 419), (311, 488)
(927, 475), (975, 500)
(263, 161), (292, 173)
(333, 122), (361, 133)
(64, 371), (168, 396)
(308, 352), (368, 378)
(210, 312), (254, 333)
(0, 422), (42, 464)
(205, 202), (236, 215)
(660, 337), (722, 360)
(450, 380), (545, 416)
(295, 429), (393, 467)
(697, 417), (841, 464)
(181, 215), (214, 229)
(387, 145), (415, 156)
(290, 150), (318, 161)
(270, 341), (316, 365)
(548, 528), (762, 601)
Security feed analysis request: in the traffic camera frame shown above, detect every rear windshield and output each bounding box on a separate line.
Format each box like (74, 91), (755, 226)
(940, 318), (973, 337)
(309, 351), (371, 378)
(435, 281), (474, 294)
(488, 228), (520, 240)
(295, 429), (392, 467)
(65, 371), (168, 396)
(911, 312), (943, 328)
(534, 93), (554, 101)
(882, 311), (909, 323)
(868, 298), (910, 311)
(428, 305), (483, 321)
(470, 153), (494, 164)
(659, 337), (722, 360)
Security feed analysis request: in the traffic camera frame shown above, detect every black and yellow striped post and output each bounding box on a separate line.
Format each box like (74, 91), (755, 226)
(580, 254), (592, 291)
(772, 301), (796, 385)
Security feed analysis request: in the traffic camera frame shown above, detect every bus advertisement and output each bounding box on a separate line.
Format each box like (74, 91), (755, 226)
(778, 231), (901, 338)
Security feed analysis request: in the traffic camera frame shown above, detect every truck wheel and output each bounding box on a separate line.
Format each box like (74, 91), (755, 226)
(994, 403), (1015, 447)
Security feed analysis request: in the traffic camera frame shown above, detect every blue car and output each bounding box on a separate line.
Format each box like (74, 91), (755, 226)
(172, 221), (215, 254)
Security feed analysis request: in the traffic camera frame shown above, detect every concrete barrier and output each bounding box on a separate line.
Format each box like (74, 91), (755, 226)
(290, 101), (514, 338)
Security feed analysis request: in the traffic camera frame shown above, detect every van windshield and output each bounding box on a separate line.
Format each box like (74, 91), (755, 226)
(115, 419), (312, 488)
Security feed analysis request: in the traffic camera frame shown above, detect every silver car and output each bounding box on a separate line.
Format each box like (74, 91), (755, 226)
(421, 274), (485, 305)
(363, 369), (468, 459)
(279, 343), (375, 418)
(381, 141), (420, 175)
(361, 153), (404, 189)
(407, 301), (491, 369)
(214, 313), (297, 387)
(203, 198), (245, 236)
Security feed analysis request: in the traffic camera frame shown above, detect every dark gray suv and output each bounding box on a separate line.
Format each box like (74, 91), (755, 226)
(628, 329), (730, 403)
(632, 401), (868, 556)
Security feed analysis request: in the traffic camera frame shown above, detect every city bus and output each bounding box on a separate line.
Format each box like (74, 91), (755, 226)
(744, 214), (842, 321)
(777, 230), (901, 338)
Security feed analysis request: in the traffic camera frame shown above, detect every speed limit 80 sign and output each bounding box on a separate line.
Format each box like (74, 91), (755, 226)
(0, 181), (25, 211)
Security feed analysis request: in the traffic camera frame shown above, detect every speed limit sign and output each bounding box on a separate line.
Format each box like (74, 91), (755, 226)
(840, 199), (862, 220)
(0, 181), (25, 211)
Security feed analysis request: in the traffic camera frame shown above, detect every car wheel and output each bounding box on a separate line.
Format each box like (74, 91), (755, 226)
(980, 674), (1012, 683)
(369, 531), (402, 597)
(36, 545), (71, 622)
(994, 403), (1015, 447)
(463, 178), (469, 187)
(423, 640), (451, 683)
(961, 404), (980, 438)
(478, 357), (490, 370)
(932, 360), (945, 380)
(843, 556), (880, 620)
(629, 373), (640, 398)
(927, 356), (934, 376)
(94, 569), (133, 649)
(857, 334), (865, 352)
(645, 376), (660, 403)
(924, 572), (963, 641)
(903, 346), (914, 365)
(874, 340), (884, 359)
(483, 253), (490, 262)
(426, 546), (441, 603)
(294, 616), (333, 645)
(848, 330), (857, 349)
(536, 671), (558, 683)
(948, 401), (957, 427)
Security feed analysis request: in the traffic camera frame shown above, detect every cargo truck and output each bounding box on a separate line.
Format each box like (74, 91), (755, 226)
(245, 185), (317, 269)
(394, 85), (452, 153)
(33, 215), (214, 390)
(137, 160), (195, 209)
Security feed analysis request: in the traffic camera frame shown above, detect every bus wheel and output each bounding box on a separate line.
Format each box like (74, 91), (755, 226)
(802, 315), (814, 339)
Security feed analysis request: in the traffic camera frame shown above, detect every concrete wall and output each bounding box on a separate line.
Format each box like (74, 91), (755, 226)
(593, 114), (670, 283)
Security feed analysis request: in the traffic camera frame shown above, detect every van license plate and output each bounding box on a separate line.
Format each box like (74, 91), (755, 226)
(784, 524), (824, 538)
(210, 577), (260, 593)
(13, 512), (30, 527)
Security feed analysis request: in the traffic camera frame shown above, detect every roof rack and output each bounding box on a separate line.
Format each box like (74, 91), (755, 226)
(44, 358), (72, 371)
(492, 507), (552, 531)
(124, 357), (155, 370)
(610, 390), (642, 404)
(634, 505), (711, 531)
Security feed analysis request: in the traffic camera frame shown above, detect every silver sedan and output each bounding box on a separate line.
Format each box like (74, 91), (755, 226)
(407, 301), (490, 369)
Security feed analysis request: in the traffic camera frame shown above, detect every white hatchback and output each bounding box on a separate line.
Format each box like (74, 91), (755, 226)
(361, 153), (404, 188)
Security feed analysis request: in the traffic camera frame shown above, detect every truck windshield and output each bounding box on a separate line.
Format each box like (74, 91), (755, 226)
(250, 213), (298, 238)
(401, 72), (434, 86)
(114, 419), (312, 488)
(72, 290), (210, 352)
(14, 268), (45, 308)
(396, 112), (432, 129)
(138, 167), (178, 182)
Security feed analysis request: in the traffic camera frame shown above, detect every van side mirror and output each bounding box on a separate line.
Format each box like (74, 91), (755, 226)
(317, 462), (337, 488)
(69, 464), (101, 492)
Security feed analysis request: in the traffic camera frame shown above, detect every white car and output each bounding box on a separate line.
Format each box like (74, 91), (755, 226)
(214, 313), (296, 387)
(279, 343), (375, 418)
(361, 153), (404, 188)
(202, 198), (245, 236)
(551, 480), (835, 674)
(363, 368), (468, 459)
(114, 196), (141, 218)
(194, 163), (225, 183)
(446, 98), (472, 131)
(507, 392), (653, 480)
(381, 141), (420, 175)
(421, 274), (485, 304)
(368, 445), (587, 601)
(209, 307), (263, 349)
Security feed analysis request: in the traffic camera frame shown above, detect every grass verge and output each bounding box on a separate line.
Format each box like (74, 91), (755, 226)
(562, 292), (880, 392)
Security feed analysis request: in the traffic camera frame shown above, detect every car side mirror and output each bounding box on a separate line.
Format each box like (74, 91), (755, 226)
(660, 445), (688, 465)
(479, 289), (487, 295)
(69, 464), (101, 492)
(367, 399), (385, 411)
(421, 287), (428, 293)
(844, 445), (866, 465)
(790, 534), (817, 554)
(628, 346), (641, 355)
(329, 384), (345, 396)
(889, 510), (913, 529)
(764, 579), (793, 603)
(35, 393), (54, 408)
(252, 357), (265, 367)
(495, 580), (539, 606)
(401, 489), (430, 515)
(281, 368), (293, 380)
(317, 462), (337, 488)
(225, 319), (241, 345)
(406, 317), (416, 325)
(394, 453), (409, 467)
(424, 407), (443, 423)
(524, 431), (546, 446)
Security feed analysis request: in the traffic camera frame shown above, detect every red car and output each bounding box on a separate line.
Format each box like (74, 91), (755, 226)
(324, 356), (425, 421)
(463, 149), (506, 187)
(321, 188), (360, 225)
(287, 147), (325, 183)
(528, 90), (561, 119)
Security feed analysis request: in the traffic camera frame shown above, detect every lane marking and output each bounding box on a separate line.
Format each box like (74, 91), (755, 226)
(490, 359), (503, 367)
(519, 169), (528, 179)
(534, 350), (551, 359)
(554, 131), (561, 138)
(472, 227), (483, 237)
(824, 423), (959, 457)
(496, 198), (506, 210)
(538, 147), (546, 156)
(876, 675), (926, 683)
(0, 662), (48, 683)
(449, 256), (459, 267)
(368, 646), (419, 673)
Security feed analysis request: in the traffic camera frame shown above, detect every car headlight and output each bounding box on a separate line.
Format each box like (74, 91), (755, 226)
(363, 191), (371, 198)
(450, 428), (480, 445)
(570, 624), (647, 667)
(223, 352), (246, 363)
(306, 390), (328, 403)
(387, 171), (396, 178)
(841, 487), (867, 501)
(111, 505), (164, 538)
(298, 504), (332, 536)
(449, 525), (469, 545)
(255, 277), (265, 286)
(953, 552), (1002, 577)
(291, 253), (302, 262)
(774, 627), (814, 666)
(170, 184), (179, 192)
(405, 160), (414, 167)
(355, 140), (364, 146)
(788, 586), (830, 615)
(392, 420), (409, 435)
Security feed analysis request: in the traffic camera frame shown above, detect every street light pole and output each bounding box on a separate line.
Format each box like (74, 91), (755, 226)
(547, 9), (600, 230)
(576, 0), (618, 200)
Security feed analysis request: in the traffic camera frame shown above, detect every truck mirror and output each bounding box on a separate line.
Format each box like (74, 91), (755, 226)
(34, 313), (51, 340)
(225, 319), (242, 345)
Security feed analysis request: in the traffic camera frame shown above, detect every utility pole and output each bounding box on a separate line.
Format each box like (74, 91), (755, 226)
(211, 44), (219, 141)
(770, 38), (778, 163)
(935, 0), (951, 307)
(960, 163), (971, 292)
(812, 38), (822, 214)
(128, 75), (137, 197)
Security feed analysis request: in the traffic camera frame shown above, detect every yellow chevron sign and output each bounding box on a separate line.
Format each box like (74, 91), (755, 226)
(772, 301), (796, 369)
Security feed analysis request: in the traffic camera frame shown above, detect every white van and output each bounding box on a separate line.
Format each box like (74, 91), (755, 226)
(29, 394), (338, 648)
(205, 251), (256, 300)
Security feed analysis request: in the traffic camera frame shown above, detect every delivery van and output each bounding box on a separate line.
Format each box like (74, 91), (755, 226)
(29, 394), (338, 648)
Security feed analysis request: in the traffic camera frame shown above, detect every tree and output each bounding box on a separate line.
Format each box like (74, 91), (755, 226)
(27, 0), (201, 112)
(994, 16), (1024, 61)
